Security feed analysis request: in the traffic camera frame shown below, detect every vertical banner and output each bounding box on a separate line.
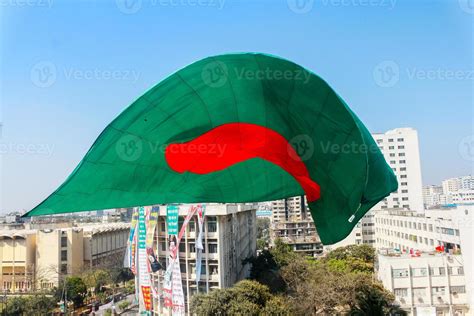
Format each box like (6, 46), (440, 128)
(163, 205), (179, 310)
(195, 205), (206, 288)
(145, 206), (160, 299)
(138, 206), (152, 313)
(126, 208), (139, 272)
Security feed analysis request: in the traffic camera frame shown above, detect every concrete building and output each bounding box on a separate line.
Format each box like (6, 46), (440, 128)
(270, 219), (323, 256)
(372, 128), (424, 212)
(150, 204), (257, 314)
(375, 205), (474, 315)
(377, 252), (470, 316)
(0, 223), (129, 292)
(442, 176), (474, 195)
(271, 196), (310, 223)
(0, 230), (36, 292)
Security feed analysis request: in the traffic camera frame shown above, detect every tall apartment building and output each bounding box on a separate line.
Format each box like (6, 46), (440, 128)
(372, 128), (424, 212)
(0, 223), (129, 292)
(271, 196), (310, 223)
(150, 204), (257, 314)
(270, 219), (323, 256)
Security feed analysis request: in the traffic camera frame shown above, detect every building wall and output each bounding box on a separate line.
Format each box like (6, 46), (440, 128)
(377, 253), (470, 316)
(151, 204), (256, 315)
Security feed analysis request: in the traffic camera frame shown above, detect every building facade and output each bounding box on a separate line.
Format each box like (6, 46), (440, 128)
(0, 223), (129, 292)
(270, 219), (323, 256)
(377, 252), (470, 316)
(150, 204), (257, 314)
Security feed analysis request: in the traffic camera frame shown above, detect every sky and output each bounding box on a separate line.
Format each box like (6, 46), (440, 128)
(0, 0), (472, 213)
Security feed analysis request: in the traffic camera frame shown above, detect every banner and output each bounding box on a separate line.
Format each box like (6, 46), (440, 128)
(126, 208), (139, 272)
(163, 205), (179, 309)
(145, 206), (160, 299)
(138, 206), (152, 313)
(195, 205), (206, 288)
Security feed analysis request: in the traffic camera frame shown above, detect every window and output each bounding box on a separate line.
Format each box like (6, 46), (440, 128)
(401, 175), (407, 178)
(432, 287), (445, 295)
(207, 217), (217, 233)
(450, 286), (466, 294)
(61, 250), (67, 261)
(402, 190), (408, 193)
(161, 222), (166, 232)
(411, 268), (428, 277)
(389, 146), (394, 150)
(390, 160), (396, 164)
(388, 138), (394, 142)
(394, 288), (408, 297)
(61, 264), (67, 274)
(208, 243), (218, 253)
(398, 145), (405, 149)
(430, 267), (446, 276)
(397, 138), (404, 141)
(390, 153), (396, 157)
(399, 160), (406, 164)
(392, 269), (408, 278)
(413, 288), (426, 297)
(61, 236), (67, 248)
(400, 167), (406, 171)
(399, 153), (405, 157)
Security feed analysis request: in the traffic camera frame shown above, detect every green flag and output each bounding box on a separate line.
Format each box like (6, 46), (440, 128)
(24, 53), (397, 244)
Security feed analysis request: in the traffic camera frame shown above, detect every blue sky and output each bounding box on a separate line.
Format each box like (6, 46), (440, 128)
(0, 0), (472, 213)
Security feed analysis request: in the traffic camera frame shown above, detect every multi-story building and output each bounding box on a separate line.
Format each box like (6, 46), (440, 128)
(375, 205), (474, 314)
(442, 176), (474, 194)
(372, 128), (424, 212)
(150, 204), (257, 314)
(0, 223), (129, 292)
(271, 196), (310, 223)
(270, 219), (323, 257)
(377, 252), (470, 316)
(0, 230), (36, 292)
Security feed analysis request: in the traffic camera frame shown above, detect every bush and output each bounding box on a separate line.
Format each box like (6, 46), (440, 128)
(118, 300), (130, 310)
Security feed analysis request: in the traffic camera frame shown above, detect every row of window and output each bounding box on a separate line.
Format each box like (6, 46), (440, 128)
(392, 266), (464, 278)
(394, 286), (466, 297)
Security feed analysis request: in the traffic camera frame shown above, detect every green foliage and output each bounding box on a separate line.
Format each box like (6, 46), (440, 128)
(256, 218), (270, 239)
(271, 238), (298, 267)
(125, 279), (135, 295)
(4, 295), (56, 316)
(257, 238), (267, 251)
(118, 300), (130, 310)
(4, 297), (27, 316)
(65, 276), (88, 308)
(190, 280), (283, 316)
(243, 250), (286, 293)
(104, 308), (112, 316)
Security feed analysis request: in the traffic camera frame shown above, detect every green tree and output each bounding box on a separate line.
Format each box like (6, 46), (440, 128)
(4, 297), (27, 316)
(256, 218), (270, 239)
(65, 276), (88, 308)
(25, 295), (56, 315)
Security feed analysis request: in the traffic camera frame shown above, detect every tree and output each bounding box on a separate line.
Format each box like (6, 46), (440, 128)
(256, 218), (270, 239)
(4, 297), (27, 316)
(243, 250), (286, 293)
(190, 280), (280, 316)
(64, 276), (87, 308)
(25, 295), (57, 315)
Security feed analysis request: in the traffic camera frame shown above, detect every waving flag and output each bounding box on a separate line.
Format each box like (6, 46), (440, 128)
(23, 53), (397, 244)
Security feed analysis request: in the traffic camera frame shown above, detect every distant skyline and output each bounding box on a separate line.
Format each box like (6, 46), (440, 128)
(1, 0), (472, 213)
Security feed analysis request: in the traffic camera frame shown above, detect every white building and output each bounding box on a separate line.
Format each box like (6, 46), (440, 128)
(271, 196), (310, 223)
(151, 204), (257, 314)
(375, 205), (474, 315)
(377, 252), (470, 316)
(372, 128), (424, 212)
(442, 176), (474, 195)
